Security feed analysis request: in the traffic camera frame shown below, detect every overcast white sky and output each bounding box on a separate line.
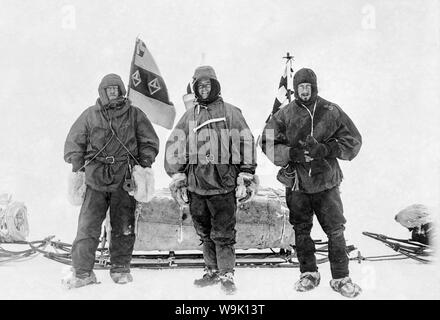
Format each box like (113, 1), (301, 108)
(0, 0), (439, 241)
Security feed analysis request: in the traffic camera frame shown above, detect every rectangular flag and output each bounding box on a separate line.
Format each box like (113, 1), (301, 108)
(128, 38), (176, 129)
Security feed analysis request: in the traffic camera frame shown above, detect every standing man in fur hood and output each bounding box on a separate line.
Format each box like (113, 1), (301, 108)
(165, 66), (258, 295)
(63, 73), (159, 288)
(260, 68), (362, 298)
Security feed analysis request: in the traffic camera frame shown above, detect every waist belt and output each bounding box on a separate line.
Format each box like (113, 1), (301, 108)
(95, 155), (129, 164)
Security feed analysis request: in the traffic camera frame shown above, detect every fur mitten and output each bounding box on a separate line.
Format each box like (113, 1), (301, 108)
(130, 165), (155, 203)
(169, 173), (189, 206)
(236, 172), (260, 203)
(67, 171), (86, 206)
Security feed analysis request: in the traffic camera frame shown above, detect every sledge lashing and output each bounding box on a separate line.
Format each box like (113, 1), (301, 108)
(1, 194), (53, 263)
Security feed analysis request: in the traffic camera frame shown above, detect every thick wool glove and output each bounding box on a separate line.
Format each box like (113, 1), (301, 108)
(305, 135), (329, 159)
(169, 173), (189, 206)
(129, 165), (155, 203)
(289, 148), (308, 163)
(236, 172), (260, 203)
(67, 171), (86, 206)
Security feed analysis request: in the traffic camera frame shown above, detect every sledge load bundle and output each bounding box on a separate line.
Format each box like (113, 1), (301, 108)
(0, 194), (29, 243)
(134, 187), (295, 251)
(395, 204), (435, 245)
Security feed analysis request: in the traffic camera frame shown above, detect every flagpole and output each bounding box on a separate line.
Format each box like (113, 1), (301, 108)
(282, 52), (294, 104)
(127, 37), (139, 97)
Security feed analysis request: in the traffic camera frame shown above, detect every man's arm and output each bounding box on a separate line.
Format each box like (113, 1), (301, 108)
(230, 107), (257, 174)
(135, 110), (160, 167)
(332, 107), (362, 161)
(64, 110), (89, 172)
(304, 105), (362, 162)
(260, 109), (308, 167)
(164, 112), (190, 177)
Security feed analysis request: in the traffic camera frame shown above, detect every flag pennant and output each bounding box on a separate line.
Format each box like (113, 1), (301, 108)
(182, 80), (196, 110)
(270, 54), (294, 118)
(128, 38), (176, 129)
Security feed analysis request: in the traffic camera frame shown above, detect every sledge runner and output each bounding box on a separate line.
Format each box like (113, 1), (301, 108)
(165, 66), (258, 295)
(63, 74), (159, 288)
(260, 68), (363, 298)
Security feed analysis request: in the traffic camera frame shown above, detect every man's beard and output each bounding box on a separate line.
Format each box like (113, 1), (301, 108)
(107, 96), (126, 108)
(300, 94), (311, 102)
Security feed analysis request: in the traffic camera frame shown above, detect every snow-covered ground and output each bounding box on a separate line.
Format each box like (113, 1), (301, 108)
(0, 252), (438, 300)
(1, 181), (439, 300)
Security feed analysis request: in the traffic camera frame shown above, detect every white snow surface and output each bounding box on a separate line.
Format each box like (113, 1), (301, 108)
(1, 190), (439, 300)
(0, 253), (439, 300)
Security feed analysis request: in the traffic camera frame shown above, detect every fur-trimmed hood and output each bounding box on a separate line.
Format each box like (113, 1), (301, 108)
(192, 66), (221, 105)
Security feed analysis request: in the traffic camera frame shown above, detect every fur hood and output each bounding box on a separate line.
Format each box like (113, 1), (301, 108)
(98, 73), (127, 106)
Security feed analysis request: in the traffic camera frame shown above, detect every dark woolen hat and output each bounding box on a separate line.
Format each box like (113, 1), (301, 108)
(293, 68), (318, 102)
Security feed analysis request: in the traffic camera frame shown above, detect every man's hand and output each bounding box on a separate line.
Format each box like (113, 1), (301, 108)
(305, 135), (329, 159)
(303, 151), (314, 162)
(67, 171), (86, 206)
(236, 172), (259, 203)
(130, 165), (155, 203)
(169, 173), (189, 206)
(289, 148), (311, 163)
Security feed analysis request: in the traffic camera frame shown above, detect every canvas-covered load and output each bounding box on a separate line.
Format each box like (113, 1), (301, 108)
(134, 187), (295, 251)
(0, 194), (29, 242)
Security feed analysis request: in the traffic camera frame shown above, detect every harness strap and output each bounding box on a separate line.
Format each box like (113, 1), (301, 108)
(77, 108), (141, 172)
(192, 117), (226, 133)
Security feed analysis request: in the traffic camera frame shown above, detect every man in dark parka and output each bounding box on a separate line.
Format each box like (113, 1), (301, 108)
(260, 68), (362, 298)
(165, 66), (258, 295)
(63, 73), (159, 288)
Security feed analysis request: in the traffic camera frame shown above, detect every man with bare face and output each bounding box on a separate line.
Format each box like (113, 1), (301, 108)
(260, 68), (363, 298)
(165, 66), (257, 295)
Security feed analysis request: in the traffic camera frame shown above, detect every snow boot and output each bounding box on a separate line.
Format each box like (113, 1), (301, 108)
(294, 271), (321, 292)
(110, 272), (133, 284)
(220, 272), (237, 295)
(110, 265), (133, 284)
(194, 268), (221, 287)
(330, 277), (362, 298)
(62, 269), (98, 289)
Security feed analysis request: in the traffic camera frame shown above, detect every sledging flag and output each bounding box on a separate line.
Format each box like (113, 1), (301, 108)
(128, 38), (176, 129)
(267, 52), (295, 122)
